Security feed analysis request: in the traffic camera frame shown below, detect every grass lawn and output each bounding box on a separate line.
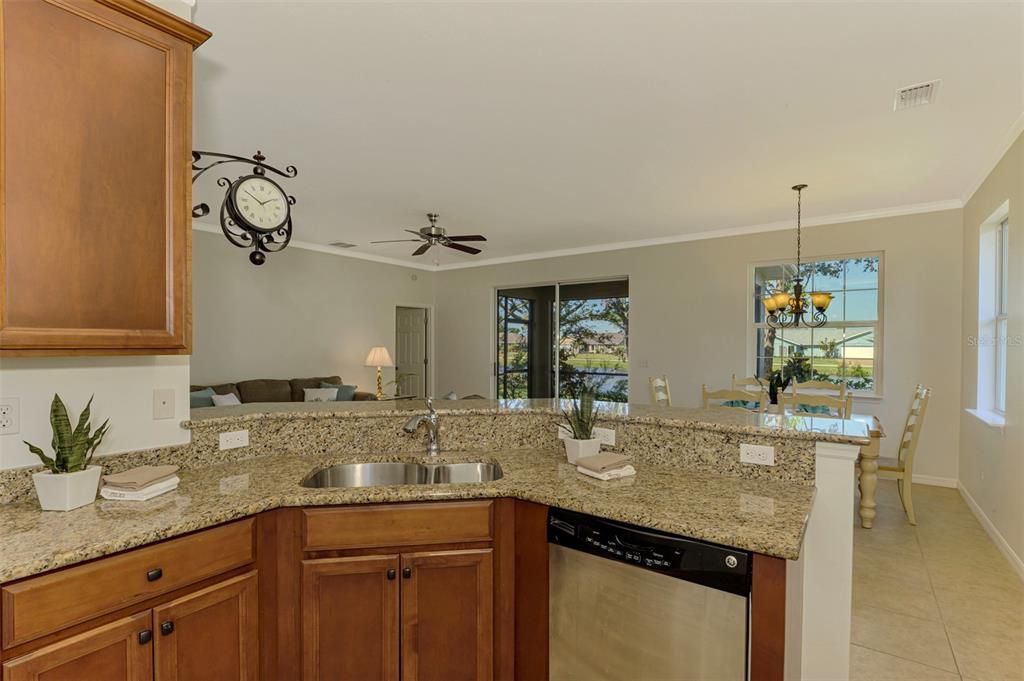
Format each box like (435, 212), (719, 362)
(565, 353), (629, 371)
(766, 357), (874, 378)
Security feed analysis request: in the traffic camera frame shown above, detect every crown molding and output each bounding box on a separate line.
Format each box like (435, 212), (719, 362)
(434, 199), (963, 271)
(962, 111), (1024, 205)
(194, 198), (962, 273)
(191, 222), (439, 272)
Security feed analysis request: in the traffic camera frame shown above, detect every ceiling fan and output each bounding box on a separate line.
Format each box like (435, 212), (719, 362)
(371, 213), (487, 256)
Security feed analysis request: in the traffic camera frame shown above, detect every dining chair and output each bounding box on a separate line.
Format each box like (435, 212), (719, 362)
(877, 385), (931, 525)
(791, 379), (848, 399)
(701, 385), (766, 412)
(780, 391), (852, 418)
(649, 375), (672, 407)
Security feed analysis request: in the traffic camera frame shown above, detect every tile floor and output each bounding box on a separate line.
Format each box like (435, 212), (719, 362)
(850, 481), (1024, 681)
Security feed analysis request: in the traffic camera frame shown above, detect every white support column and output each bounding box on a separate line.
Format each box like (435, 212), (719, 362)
(786, 441), (860, 681)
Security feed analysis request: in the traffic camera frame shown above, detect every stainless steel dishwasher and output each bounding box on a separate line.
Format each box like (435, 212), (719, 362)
(548, 508), (751, 681)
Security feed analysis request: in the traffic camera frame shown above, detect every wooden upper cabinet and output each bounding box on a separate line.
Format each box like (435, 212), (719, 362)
(2, 611), (154, 681)
(0, 0), (210, 355)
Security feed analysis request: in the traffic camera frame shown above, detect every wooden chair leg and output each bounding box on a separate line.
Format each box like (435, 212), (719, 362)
(900, 477), (917, 526)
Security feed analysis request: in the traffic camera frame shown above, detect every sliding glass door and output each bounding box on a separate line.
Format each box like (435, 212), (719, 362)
(558, 280), (629, 401)
(496, 279), (629, 402)
(496, 294), (535, 399)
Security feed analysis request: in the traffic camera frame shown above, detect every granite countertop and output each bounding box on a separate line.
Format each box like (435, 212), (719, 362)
(0, 448), (815, 583)
(187, 398), (871, 445)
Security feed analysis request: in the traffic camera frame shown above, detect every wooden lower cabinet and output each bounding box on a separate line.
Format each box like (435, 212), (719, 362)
(2, 611), (154, 681)
(301, 549), (494, 681)
(153, 572), (259, 681)
(401, 549), (493, 681)
(301, 556), (400, 681)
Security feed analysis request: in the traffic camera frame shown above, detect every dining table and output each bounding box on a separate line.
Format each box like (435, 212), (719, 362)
(848, 412), (886, 529)
(751, 406), (886, 529)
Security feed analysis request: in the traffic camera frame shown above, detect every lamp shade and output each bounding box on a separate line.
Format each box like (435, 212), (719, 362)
(364, 346), (394, 368)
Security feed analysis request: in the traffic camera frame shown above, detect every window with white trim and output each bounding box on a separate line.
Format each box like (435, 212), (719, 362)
(995, 217), (1009, 413)
(979, 216), (1010, 414)
(751, 254), (882, 395)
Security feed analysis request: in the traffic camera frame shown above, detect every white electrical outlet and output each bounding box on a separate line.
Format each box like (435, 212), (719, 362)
(219, 430), (249, 450)
(739, 443), (776, 466)
(0, 398), (20, 435)
(593, 427), (616, 446)
(152, 389), (175, 420)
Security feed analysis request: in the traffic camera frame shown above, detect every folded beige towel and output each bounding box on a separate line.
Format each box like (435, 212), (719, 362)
(102, 465), (180, 491)
(575, 452), (630, 474)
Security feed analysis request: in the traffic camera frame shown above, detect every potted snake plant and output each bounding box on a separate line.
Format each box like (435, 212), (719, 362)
(24, 395), (110, 511)
(561, 386), (602, 464)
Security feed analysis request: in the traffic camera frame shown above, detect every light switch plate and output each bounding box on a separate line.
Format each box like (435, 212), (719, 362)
(152, 389), (175, 420)
(593, 427), (616, 446)
(0, 398), (20, 435)
(740, 443), (776, 466)
(219, 430), (249, 450)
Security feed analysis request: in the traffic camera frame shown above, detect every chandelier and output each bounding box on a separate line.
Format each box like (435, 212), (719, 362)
(762, 184), (833, 328)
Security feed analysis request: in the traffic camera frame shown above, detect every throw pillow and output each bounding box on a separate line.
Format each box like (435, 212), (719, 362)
(189, 387), (216, 408)
(320, 382), (358, 401)
(304, 387), (339, 402)
(211, 393), (242, 407)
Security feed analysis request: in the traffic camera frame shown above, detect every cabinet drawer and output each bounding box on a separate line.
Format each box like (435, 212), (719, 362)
(303, 502), (493, 551)
(2, 519), (254, 648)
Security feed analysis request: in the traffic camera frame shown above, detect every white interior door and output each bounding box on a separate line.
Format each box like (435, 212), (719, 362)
(395, 306), (428, 398)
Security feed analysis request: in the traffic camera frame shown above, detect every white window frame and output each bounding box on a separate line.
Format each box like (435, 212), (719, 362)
(974, 203), (1009, 422)
(994, 217), (1009, 414)
(747, 251), (885, 397)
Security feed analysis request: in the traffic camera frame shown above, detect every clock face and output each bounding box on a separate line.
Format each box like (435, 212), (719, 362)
(231, 176), (289, 232)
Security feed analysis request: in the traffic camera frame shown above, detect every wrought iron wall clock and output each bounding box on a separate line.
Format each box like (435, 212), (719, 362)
(191, 150), (298, 265)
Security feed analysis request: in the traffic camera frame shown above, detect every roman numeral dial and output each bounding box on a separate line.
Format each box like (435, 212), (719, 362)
(231, 175), (290, 233)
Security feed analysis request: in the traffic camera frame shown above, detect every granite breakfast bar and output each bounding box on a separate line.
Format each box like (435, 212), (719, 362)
(0, 400), (867, 680)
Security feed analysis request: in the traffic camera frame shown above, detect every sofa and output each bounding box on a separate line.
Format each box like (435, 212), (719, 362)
(190, 375), (375, 404)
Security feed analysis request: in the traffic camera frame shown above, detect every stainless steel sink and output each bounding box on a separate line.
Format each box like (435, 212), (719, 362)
(301, 462), (429, 488)
(301, 461), (503, 488)
(430, 462), (503, 484)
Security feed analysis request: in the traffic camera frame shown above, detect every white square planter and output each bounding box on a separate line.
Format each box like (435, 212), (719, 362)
(32, 465), (102, 512)
(564, 438), (601, 464)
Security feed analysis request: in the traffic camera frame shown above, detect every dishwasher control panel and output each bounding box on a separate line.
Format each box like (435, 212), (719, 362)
(548, 508), (751, 596)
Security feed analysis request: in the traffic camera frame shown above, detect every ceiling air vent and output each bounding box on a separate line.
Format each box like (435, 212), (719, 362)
(894, 80), (940, 111)
(328, 241), (357, 249)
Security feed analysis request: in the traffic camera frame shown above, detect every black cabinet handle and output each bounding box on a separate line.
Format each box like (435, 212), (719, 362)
(138, 630), (153, 645)
(402, 567), (412, 579)
(146, 568), (163, 582)
(386, 568), (396, 580)
(160, 621), (175, 636)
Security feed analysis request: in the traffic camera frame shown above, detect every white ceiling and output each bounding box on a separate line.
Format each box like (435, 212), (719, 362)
(192, 1), (1023, 268)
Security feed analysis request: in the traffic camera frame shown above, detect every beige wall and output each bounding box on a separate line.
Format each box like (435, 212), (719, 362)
(191, 230), (434, 392)
(959, 133), (1023, 568)
(433, 209), (965, 483)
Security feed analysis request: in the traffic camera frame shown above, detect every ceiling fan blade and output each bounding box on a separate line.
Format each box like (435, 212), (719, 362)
(412, 242), (433, 256)
(445, 235), (487, 242)
(444, 242), (482, 255)
(370, 239), (422, 244)
(405, 229), (426, 236)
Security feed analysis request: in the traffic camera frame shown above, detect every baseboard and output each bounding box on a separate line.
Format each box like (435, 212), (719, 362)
(958, 482), (1024, 582)
(911, 474), (958, 488)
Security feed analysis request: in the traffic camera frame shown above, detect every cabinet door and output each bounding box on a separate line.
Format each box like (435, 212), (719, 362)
(401, 549), (493, 681)
(152, 572), (258, 681)
(0, 0), (208, 354)
(2, 611), (153, 681)
(301, 555), (400, 681)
